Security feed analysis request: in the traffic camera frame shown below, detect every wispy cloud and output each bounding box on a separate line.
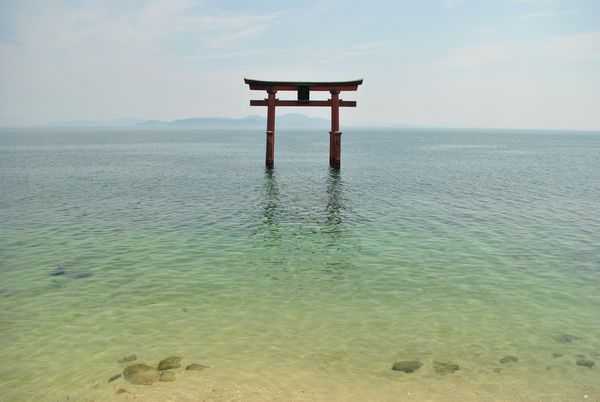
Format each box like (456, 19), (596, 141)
(443, 0), (467, 9)
(4, 0), (285, 60)
(196, 13), (285, 48)
(511, 0), (559, 4)
(518, 10), (576, 19)
(275, 39), (404, 67)
(444, 32), (600, 66)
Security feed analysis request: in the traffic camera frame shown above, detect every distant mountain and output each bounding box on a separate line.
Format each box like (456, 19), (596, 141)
(141, 116), (263, 127)
(48, 117), (145, 127)
(135, 119), (170, 127)
(46, 114), (331, 128)
(137, 113), (329, 128)
(276, 113), (330, 127)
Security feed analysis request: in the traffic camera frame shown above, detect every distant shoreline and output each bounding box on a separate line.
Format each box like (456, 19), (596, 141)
(2, 126), (600, 134)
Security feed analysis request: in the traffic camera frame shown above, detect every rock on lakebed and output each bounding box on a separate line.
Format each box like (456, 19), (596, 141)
(391, 360), (423, 373)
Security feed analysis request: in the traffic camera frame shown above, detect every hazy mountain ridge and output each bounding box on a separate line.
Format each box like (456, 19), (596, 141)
(47, 117), (146, 127)
(137, 113), (329, 127)
(47, 114), (330, 128)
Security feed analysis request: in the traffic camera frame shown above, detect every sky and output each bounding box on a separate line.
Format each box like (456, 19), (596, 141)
(1, 0), (599, 130)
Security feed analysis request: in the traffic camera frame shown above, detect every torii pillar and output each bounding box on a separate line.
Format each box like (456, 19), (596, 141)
(245, 78), (363, 169)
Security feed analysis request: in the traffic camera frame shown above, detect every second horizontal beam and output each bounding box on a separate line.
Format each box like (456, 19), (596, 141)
(250, 100), (357, 107)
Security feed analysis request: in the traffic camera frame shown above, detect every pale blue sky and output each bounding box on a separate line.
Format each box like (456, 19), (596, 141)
(1, 0), (599, 129)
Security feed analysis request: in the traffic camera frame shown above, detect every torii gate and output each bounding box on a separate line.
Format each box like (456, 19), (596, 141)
(244, 78), (363, 169)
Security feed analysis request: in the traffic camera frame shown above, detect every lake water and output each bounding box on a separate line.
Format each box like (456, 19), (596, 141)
(1, 127), (599, 401)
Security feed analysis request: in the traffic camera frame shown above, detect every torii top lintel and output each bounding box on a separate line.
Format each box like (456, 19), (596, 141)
(244, 78), (363, 92)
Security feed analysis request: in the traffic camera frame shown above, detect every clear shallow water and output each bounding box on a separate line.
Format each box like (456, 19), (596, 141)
(1, 127), (599, 401)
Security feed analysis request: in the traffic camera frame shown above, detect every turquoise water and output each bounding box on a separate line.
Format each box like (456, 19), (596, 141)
(1, 127), (599, 401)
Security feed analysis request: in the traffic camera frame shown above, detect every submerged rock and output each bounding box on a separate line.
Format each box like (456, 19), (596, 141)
(433, 361), (460, 374)
(576, 359), (595, 368)
(50, 265), (66, 276)
(551, 352), (563, 359)
(499, 355), (519, 364)
(123, 364), (159, 385)
(108, 373), (122, 383)
(158, 356), (181, 371)
(70, 271), (93, 279)
(391, 360), (423, 373)
(159, 371), (176, 382)
(186, 363), (209, 371)
(560, 334), (580, 343)
(115, 388), (130, 395)
(117, 354), (137, 363)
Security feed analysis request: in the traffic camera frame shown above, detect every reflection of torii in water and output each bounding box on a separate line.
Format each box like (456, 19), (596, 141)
(255, 168), (354, 277)
(262, 168), (279, 228)
(245, 78), (363, 169)
(325, 168), (345, 239)
(256, 169), (345, 242)
(251, 168), (282, 247)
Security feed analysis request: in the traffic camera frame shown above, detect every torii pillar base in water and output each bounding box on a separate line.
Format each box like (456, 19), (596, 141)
(245, 79), (363, 169)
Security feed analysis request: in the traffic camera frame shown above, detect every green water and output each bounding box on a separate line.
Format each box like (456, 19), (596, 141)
(1, 128), (599, 401)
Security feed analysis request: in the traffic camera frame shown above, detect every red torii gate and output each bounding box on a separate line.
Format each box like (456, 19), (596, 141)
(244, 78), (363, 169)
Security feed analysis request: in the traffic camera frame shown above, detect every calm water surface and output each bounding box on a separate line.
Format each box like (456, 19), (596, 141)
(1, 127), (599, 401)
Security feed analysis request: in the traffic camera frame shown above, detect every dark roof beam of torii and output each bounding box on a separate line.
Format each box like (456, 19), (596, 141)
(244, 78), (363, 92)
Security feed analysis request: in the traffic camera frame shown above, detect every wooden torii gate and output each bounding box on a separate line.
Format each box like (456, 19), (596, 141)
(244, 78), (363, 169)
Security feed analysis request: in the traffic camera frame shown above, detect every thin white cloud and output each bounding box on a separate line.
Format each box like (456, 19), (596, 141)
(5, 0), (285, 60)
(444, 32), (600, 66)
(518, 10), (576, 19)
(197, 13), (284, 48)
(511, 0), (559, 3)
(268, 40), (403, 67)
(184, 39), (398, 65)
(443, 0), (467, 9)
